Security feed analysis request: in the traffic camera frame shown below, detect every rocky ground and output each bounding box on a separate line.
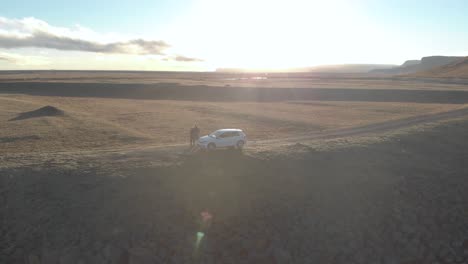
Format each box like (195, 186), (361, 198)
(1, 118), (468, 264)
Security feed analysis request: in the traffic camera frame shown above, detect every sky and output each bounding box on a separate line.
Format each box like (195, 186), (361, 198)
(0, 0), (467, 71)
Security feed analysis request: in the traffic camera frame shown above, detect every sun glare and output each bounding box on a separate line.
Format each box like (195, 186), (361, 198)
(164, 0), (372, 70)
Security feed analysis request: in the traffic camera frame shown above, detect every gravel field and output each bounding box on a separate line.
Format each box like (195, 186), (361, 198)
(1, 118), (468, 264)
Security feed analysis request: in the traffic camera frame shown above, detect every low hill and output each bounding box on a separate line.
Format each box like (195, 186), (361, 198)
(409, 56), (468, 78)
(216, 64), (396, 73)
(307, 64), (396, 73)
(9, 105), (65, 121)
(371, 56), (464, 75)
(401, 60), (420, 67)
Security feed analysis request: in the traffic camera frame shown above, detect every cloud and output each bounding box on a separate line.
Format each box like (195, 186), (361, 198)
(0, 54), (15, 63)
(0, 52), (50, 66)
(173, 55), (203, 62)
(162, 55), (204, 62)
(0, 17), (169, 55)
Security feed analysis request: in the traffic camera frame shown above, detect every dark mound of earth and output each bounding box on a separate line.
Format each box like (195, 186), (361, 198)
(10, 105), (65, 121)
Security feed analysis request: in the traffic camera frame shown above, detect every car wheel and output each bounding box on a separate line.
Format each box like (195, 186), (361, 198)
(207, 143), (216, 150)
(236, 140), (245, 149)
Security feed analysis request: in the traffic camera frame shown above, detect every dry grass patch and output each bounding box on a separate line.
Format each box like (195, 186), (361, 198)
(0, 94), (464, 154)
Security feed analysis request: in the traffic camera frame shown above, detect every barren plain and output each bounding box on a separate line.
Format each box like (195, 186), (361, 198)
(1, 71), (468, 263)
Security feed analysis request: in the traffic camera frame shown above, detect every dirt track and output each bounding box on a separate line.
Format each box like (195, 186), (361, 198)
(254, 106), (468, 145)
(92, 105), (468, 157)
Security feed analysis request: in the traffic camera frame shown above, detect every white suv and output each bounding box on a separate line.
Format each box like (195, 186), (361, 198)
(197, 129), (247, 150)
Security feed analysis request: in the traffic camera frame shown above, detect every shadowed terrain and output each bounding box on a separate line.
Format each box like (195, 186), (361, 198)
(2, 82), (468, 104)
(1, 116), (468, 263)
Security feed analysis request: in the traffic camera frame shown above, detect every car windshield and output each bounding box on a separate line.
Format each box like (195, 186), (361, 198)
(209, 131), (222, 137)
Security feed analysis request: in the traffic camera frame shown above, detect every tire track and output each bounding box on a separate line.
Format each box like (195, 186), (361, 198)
(250, 106), (468, 146)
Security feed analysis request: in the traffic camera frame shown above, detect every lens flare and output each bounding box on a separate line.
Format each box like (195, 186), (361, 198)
(193, 231), (205, 259)
(196, 231), (205, 243)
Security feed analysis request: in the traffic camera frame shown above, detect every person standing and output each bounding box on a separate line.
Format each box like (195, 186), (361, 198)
(190, 124), (200, 147)
(190, 126), (195, 147)
(193, 125), (200, 142)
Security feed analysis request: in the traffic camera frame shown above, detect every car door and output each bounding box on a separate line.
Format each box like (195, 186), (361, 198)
(216, 132), (230, 147)
(229, 131), (240, 146)
(220, 131), (238, 147)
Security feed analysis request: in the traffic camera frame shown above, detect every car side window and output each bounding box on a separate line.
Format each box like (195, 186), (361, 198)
(221, 132), (235, 138)
(218, 131), (240, 138)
